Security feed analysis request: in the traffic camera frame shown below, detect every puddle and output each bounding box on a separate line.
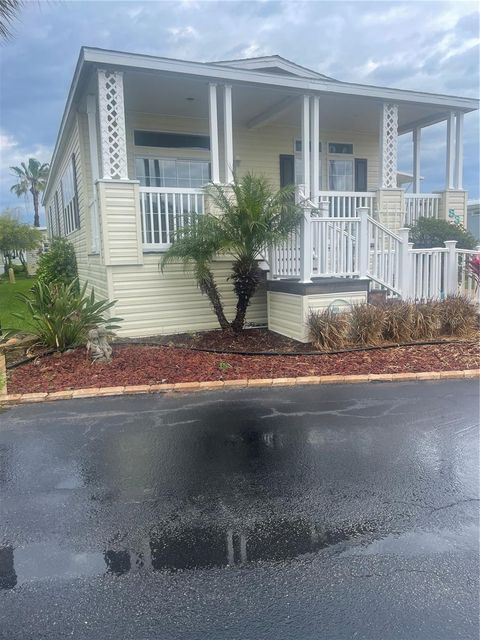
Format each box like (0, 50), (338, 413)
(0, 517), (374, 588)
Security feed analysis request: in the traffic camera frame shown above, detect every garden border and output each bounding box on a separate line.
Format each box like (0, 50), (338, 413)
(1, 369), (478, 406)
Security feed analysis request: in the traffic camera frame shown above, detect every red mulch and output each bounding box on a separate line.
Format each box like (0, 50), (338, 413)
(8, 342), (480, 394)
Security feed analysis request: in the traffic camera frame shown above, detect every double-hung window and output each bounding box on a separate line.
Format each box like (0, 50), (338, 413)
(60, 155), (80, 235)
(328, 159), (354, 191)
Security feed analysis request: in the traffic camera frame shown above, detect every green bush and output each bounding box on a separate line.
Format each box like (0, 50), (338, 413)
(349, 303), (385, 345)
(308, 309), (349, 350)
(13, 279), (122, 350)
(36, 237), (78, 289)
(409, 217), (477, 250)
(438, 295), (477, 337)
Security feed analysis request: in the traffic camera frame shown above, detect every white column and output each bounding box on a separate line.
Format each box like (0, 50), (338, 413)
(223, 84), (234, 184)
(208, 83), (220, 184)
(445, 111), (455, 190)
(445, 240), (458, 294)
(299, 206), (312, 283)
(97, 69), (128, 180)
(357, 207), (369, 278)
(413, 127), (421, 194)
(379, 103), (399, 189)
(310, 96), (320, 203)
(86, 95), (101, 252)
(398, 227), (411, 298)
(301, 95), (311, 198)
(454, 111), (464, 190)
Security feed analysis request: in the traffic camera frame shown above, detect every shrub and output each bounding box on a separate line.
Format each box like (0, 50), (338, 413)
(411, 303), (440, 341)
(382, 301), (414, 343)
(409, 217), (477, 250)
(349, 303), (385, 345)
(36, 237), (78, 289)
(308, 309), (349, 350)
(438, 295), (478, 337)
(467, 254), (480, 291)
(13, 279), (122, 350)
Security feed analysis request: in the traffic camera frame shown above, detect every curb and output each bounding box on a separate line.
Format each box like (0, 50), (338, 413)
(1, 369), (479, 406)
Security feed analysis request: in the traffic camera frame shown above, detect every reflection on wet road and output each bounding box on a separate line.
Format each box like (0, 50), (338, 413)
(0, 380), (478, 639)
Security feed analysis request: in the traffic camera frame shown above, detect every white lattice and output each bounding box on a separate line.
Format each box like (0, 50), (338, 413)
(380, 103), (398, 189)
(98, 69), (128, 180)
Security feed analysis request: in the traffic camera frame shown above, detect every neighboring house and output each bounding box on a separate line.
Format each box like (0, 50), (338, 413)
(25, 227), (49, 275)
(42, 48), (479, 339)
(467, 201), (480, 241)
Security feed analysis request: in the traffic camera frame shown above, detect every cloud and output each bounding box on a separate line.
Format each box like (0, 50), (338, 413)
(0, 0), (478, 206)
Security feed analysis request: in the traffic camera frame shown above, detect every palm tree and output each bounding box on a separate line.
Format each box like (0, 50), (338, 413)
(162, 173), (302, 332)
(0, 0), (22, 39)
(10, 158), (49, 228)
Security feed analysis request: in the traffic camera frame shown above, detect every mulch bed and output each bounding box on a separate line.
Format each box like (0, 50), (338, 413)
(8, 341), (480, 394)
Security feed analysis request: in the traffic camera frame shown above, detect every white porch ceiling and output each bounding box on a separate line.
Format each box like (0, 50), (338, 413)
(88, 67), (459, 136)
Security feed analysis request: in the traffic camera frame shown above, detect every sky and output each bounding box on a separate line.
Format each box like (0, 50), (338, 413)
(0, 0), (479, 224)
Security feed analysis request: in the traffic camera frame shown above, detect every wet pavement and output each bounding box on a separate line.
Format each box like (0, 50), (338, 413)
(0, 380), (478, 639)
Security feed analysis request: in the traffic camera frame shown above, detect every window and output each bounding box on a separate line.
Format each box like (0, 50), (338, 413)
(294, 139), (322, 153)
(60, 155), (80, 235)
(135, 157), (210, 189)
(134, 131), (210, 151)
(328, 159), (354, 191)
(328, 142), (353, 155)
(54, 191), (62, 236)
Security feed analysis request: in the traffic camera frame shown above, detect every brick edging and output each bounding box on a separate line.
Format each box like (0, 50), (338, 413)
(0, 370), (478, 405)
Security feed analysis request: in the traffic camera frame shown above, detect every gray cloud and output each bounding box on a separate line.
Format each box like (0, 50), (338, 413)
(0, 0), (478, 221)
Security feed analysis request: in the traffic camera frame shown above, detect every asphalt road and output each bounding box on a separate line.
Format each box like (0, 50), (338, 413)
(0, 380), (479, 640)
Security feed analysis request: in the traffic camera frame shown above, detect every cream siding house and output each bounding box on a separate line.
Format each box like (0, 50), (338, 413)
(43, 48), (479, 339)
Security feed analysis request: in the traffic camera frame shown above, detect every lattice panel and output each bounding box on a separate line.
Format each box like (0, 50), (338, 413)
(380, 103), (398, 189)
(98, 69), (128, 180)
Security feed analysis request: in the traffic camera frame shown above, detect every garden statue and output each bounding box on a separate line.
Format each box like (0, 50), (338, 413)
(86, 326), (112, 363)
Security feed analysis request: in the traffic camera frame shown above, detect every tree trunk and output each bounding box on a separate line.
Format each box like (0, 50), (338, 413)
(199, 269), (231, 331)
(31, 188), (40, 227)
(231, 261), (261, 333)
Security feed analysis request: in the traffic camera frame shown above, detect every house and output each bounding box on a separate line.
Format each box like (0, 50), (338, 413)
(43, 48), (479, 339)
(467, 201), (480, 241)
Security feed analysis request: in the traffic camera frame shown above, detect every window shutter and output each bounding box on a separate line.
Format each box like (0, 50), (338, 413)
(355, 159), (368, 191)
(279, 154), (295, 188)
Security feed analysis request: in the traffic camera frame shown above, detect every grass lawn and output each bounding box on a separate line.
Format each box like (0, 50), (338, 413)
(0, 276), (35, 333)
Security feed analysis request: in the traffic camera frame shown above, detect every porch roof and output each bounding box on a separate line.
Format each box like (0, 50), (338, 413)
(44, 46), (479, 203)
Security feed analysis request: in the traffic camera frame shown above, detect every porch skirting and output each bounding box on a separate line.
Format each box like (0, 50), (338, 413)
(267, 278), (370, 343)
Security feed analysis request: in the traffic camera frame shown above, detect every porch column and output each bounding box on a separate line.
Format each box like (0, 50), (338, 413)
(223, 84), (234, 184)
(86, 95), (101, 253)
(413, 127), (421, 194)
(208, 83), (220, 184)
(445, 111), (455, 190)
(301, 95), (311, 198)
(310, 95), (320, 202)
(454, 111), (464, 190)
(97, 69), (128, 180)
(379, 102), (399, 189)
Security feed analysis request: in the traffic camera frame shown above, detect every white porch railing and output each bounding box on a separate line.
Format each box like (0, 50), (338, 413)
(315, 191), (376, 217)
(269, 206), (479, 302)
(404, 193), (441, 226)
(139, 187), (205, 248)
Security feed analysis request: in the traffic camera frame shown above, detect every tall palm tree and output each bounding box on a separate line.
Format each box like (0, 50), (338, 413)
(162, 173), (302, 332)
(10, 158), (49, 228)
(0, 0), (23, 39)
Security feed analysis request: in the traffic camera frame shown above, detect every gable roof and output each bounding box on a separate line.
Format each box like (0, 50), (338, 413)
(211, 55), (336, 81)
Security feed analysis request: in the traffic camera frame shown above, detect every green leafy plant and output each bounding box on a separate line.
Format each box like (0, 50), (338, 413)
(349, 303), (385, 345)
(438, 295), (478, 337)
(12, 279), (122, 350)
(162, 173), (302, 332)
(218, 360), (232, 372)
(308, 309), (349, 350)
(0, 210), (42, 273)
(36, 237), (78, 289)
(409, 217), (477, 250)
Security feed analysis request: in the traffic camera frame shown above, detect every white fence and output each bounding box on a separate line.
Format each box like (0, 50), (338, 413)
(404, 193), (441, 226)
(270, 206), (479, 302)
(139, 187), (204, 248)
(314, 191), (376, 217)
